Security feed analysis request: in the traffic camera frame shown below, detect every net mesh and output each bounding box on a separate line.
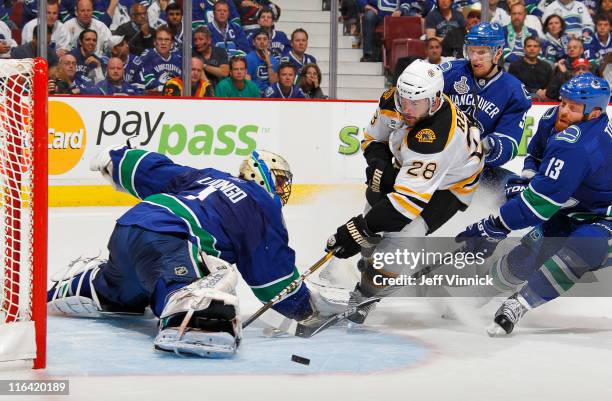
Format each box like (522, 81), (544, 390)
(0, 59), (35, 326)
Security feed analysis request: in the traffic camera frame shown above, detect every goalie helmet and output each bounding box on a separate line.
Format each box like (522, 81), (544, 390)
(239, 150), (293, 205)
(394, 59), (444, 117)
(559, 73), (610, 116)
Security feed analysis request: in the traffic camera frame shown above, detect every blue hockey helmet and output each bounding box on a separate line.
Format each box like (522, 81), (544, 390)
(464, 22), (505, 49)
(559, 73), (611, 115)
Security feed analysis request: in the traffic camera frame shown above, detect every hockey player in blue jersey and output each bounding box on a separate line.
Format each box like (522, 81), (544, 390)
(455, 73), (611, 336)
(47, 147), (341, 357)
(441, 22), (532, 170)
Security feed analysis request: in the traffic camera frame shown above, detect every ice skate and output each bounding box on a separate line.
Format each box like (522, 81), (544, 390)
(487, 294), (530, 336)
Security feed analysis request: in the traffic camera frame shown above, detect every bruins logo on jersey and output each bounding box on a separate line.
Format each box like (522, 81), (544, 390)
(382, 87), (396, 100)
(415, 129), (436, 143)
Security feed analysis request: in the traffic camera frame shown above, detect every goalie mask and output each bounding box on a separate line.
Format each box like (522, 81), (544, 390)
(395, 59), (444, 123)
(239, 150), (293, 205)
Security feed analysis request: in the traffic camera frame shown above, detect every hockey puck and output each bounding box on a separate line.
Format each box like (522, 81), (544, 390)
(291, 354), (310, 365)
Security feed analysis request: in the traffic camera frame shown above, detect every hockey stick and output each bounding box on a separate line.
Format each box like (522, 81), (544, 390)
(243, 249), (337, 329)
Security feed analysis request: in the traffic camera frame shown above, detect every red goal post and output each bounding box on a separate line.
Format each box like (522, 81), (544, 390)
(0, 58), (48, 369)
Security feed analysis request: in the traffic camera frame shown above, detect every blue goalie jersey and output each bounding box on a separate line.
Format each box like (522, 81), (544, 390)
(441, 60), (532, 165)
(107, 147), (310, 318)
(500, 107), (612, 230)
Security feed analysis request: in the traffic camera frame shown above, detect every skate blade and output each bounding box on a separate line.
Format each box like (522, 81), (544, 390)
(486, 322), (507, 337)
(154, 328), (237, 358)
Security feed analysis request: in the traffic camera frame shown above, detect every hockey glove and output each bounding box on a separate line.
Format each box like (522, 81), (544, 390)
(455, 215), (510, 258)
(504, 176), (529, 201)
(365, 158), (399, 205)
(326, 215), (381, 259)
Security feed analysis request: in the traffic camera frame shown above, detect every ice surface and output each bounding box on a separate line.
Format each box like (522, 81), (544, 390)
(1, 186), (612, 401)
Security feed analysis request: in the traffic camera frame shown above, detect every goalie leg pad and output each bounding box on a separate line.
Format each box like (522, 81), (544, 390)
(154, 261), (243, 358)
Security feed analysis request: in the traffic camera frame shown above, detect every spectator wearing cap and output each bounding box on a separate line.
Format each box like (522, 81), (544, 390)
(64, 0), (113, 56)
(193, 26), (229, 88)
(279, 28), (316, 75)
(502, 2), (538, 65)
(584, 13), (612, 67)
(163, 57), (214, 97)
(22, 0), (71, 58)
(299, 63), (327, 99)
(82, 57), (143, 95)
(247, 8), (290, 58)
(264, 62), (305, 99)
(442, 2), (480, 58)
(540, 56), (591, 100)
(246, 28), (279, 95)
(208, 0), (252, 57)
(70, 28), (104, 83)
(215, 56), (261, 97)
(12, 25), (59, 67)
(102, 34), (145, 91)
(508, 36), (552, 100)
(425, 0), (465, 43)
(113, 2), (155, 56)
(140, 26), (182, 93)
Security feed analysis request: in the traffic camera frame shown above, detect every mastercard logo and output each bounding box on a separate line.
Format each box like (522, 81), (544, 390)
(48, 101), (86, 175)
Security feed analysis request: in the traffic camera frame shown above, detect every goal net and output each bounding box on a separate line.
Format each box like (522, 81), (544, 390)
(0, 58), (48, 369)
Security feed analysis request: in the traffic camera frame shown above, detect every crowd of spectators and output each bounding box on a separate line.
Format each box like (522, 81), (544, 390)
(2, 0), (327, 99)
(342, 0), (611, 100)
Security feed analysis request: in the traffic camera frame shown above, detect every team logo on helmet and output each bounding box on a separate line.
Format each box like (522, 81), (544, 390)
(453, 76), (469, 95)
(415, 128), (436, 143)
(591, 80), (601, 89)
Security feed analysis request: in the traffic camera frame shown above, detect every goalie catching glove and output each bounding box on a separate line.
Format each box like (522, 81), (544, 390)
(326, 215), (381, 259)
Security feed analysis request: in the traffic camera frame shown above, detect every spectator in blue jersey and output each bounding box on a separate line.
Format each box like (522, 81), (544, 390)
(51, 53), (94, 94)
(193, 26), (229, 89)
(584, 13), (612, 68)
(11, 25), (59, 67)
(141, 25), (182, 93)
(502, 2), (538, 66)
(207, 0), (251, 57)
(264, 62), (305, 99)
(280, 29), (317, 75)
(299, 63), (328, 99)
(541, 14), (570, 65)
(247, 8), (290, 59)
(103, 35), (145, 91)
(401, 0), (435, 17)
(192, 0), (241, 28)
(82, 57), (143, 95)
(113, 3), (155, 56)
(70, 29), (105, 83)
(164, 3), (183, 51)
(359, 1), (409, 62)
(425, 0), (466, 43)
(246, 28), (279, 94)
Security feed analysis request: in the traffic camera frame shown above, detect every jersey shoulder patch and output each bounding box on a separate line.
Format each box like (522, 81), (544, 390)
(407, 101), (453, 154)
(555, 125), (581, 144)
(379, 87), (397, 111)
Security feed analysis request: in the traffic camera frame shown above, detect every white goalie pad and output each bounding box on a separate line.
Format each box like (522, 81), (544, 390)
(154, 262), (243, 358)
(47, 256), (106, 317)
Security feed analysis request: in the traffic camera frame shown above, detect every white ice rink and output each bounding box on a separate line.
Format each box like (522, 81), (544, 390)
(2, 185), (612, 401)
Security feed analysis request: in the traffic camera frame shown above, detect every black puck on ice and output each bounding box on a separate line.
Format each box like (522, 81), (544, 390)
(291, 354), (310, 365)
